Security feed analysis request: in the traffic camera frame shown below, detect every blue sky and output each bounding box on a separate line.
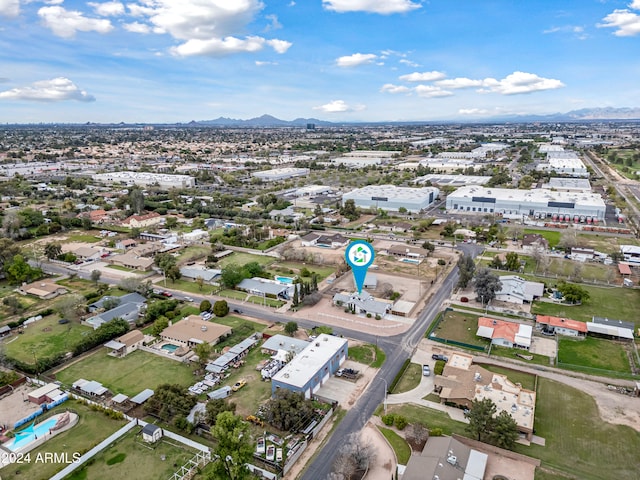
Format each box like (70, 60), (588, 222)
(0, 0), (639, 123)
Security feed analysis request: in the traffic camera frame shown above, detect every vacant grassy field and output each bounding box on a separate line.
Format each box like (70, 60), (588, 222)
(378, 426), (411, 464)
(217, 252), (274, 269)
(576, 233), (640, 253)
(348, 344), (386, 368)
(270, 261), (336, 282)
(430, 310), (490, 349)
(392, 363), (423, 394)
(489, 345), (552, 366)
(55, 350), (195, 396)
(2, 315), (92, 364)
(558, 336), (631, 374)
(532, 284), (640, 325)
(522, 228), (562, 247)
(520, 378), (640, 480)
(66, 427), (197, 480)
(212, 315), (266, 350)
(56, 277), (97, 295)
(0, 400), (125, 479)
(482, 364), (537, 391)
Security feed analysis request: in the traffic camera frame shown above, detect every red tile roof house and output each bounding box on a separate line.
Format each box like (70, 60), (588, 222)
(535, 315), (587, 337)
(120, 211), (162, 229)
(476, 317), (532, 349)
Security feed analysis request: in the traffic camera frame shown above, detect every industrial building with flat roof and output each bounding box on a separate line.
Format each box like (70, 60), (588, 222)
(93, 171), (195, 188)
(446, 186), (606, 221)
(252, 167), (310, 181)
(536, 150), (589, 178)
(342, 185), (439, 213)
(271, 334), (348, 399)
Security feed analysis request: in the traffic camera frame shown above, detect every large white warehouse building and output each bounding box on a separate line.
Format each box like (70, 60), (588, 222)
(93, 171), (195, 188)
(446, 186), (606, 221)
(342, 185), (440, 213)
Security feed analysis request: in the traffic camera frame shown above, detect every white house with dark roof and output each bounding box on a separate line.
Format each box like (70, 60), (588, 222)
(236, 278), (294, 300)
(332, 291), (392, 317)
(495, 275), (544, 305)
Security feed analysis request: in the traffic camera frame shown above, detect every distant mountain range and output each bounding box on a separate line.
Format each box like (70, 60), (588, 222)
(187, 108), (640, 126)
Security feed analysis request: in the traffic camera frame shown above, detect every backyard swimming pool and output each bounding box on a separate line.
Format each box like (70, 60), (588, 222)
(4, 417), (59, 452)
(161, 343), (179, 353)
(399, 258), (421, 265)
(275, 276), (295, 284)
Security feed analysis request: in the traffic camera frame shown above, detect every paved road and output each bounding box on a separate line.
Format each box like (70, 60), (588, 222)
(300, 246), (482, 480)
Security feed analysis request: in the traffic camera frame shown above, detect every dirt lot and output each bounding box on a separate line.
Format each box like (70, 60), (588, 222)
(0, 383), (44, 429)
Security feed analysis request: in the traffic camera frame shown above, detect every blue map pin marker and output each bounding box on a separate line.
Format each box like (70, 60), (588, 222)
(345, 240), (375, 294)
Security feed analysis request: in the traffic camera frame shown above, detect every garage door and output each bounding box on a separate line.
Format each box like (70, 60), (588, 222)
(322, 372), (330, 385)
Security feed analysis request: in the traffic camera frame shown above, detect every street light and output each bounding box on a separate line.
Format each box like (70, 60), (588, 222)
(381, 378), (388, 414)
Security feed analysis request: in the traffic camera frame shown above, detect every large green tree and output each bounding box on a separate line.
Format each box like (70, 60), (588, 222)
(0, 238), (21, 277)
(465, 397), (497, 442)
(6, 254), (41, 285)
(457, 253), (476, 288)
(44, 242), (62, 260)
(208, 412), (254, 480)
(213, 300), (229, 317)
(473, 268), (502, 304)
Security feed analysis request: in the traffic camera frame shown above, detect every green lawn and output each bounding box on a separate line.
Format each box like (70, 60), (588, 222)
(430, 310), (490, 349)
(532, 284), (640, 326)
(247, 295), (284, 308)
(65, 427), (197, 480)
(217, 252), (274, 269)
(218, 289), (249, 300)
(522, 229), (562, 247)
(378, 427), (411, 464)
(55, 277), (97, 295)
(211, 315), (266, 350)
(0, 400), (126, 479)
(520, 378), (640, 480)
(558, 336), (631, 374)
(489, 345), (552, 367)
(55, 350), (195, 396)
(270, 262), (336, 282)
(392, 363), (423, 394)
(378, 404), (468, 437)
(482, 364), (537, 390)
(166, 278), (217, 295)
(106, 264), (143, 274)
(348, 344), (386, 368)
(2, 315), (92, 364)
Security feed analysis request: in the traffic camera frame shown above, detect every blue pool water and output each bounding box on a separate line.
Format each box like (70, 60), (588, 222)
(275, 276), (295, 284)
(161, 343), (179, 353)
(399, 258), (420, 265)
(6, 417), (59, 451)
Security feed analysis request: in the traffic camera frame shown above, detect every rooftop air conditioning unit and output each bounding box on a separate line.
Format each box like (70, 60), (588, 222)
(446, 455), (457, 465)
(201, 326), (207, 331)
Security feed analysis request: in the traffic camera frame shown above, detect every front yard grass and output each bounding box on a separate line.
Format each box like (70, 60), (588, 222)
(2, 315), (92, 364)
(532, 284), (640, 325)
(218, 289), (249, 301)
(391, 363), (422, 394)
(66, 427), (196, 480)
(558, 336), (631, 374)
(0, 400), (125, 479)
(430, 310), (490, 349)
(348, 344), (386, 368)
(55, 350), (195, 396)
(378, 426), (411, 464)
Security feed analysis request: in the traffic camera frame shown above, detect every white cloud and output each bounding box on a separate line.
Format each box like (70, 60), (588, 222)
(399, 71), (446, 82)
(170, 36), (291, 57)
(0, 77), (95, 102)
(336, 53), (377, 67)
(323, 0), (422, 14)
(255, 60), (278, 66)
(458, 108), (491, 116)
(543, 24), (588, 40)
(399, 59), (419, 67)
(125, 0), (291, 56)
(89, 1), (125, 16)
(0, 0), (20, 18)
(123, 21), (151, 34)
(38, 6), (113, 38)
(598, 9), (640, 36)
(435, 77), (484, 89)
(479, 71), (565, 95)
(414, 85), (452, 97)
(313, 100), (365, 113)
(264, 14), (282, 31)
(380, 83), (410, 94)
(631, 1), (640, 10)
